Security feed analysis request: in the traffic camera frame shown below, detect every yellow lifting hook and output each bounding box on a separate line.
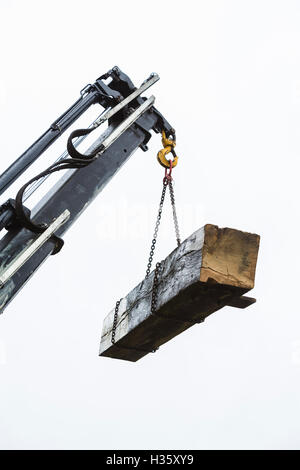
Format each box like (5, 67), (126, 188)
(157, 130), (178, 169)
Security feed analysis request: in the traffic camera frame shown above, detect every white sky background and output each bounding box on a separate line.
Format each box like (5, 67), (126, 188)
(0, 0), (299, 450)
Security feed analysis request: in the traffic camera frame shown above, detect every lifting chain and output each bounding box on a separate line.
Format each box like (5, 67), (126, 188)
(111, 299), (121, 345)
(111, 133), (182, 350)
(151, 261), (162, 314)
(145, 160), (181, 278)
(145, 177), (168, 278)
(169, 179), (181, 247)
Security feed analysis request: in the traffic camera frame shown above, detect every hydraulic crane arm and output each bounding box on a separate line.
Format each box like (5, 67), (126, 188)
(0, 66), (175, 314)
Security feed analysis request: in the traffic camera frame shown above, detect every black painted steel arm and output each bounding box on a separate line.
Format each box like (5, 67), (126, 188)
(0, 67), (175, 314)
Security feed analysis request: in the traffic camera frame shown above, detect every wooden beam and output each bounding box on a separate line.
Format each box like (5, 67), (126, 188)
(99, 224), (260, 362)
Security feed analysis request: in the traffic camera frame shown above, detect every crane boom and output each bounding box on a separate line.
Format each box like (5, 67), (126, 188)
(0, 66), (175, 314)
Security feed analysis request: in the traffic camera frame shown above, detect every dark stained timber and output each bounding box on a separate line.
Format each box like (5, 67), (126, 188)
(99, 224), (260, 362)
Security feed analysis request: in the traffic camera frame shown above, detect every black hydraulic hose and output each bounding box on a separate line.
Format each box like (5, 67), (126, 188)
(14, 153), (96, 254)
(0, 90), (98, 197)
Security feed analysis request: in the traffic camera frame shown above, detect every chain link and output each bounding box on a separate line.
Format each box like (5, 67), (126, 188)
(151, 261), (162, 314)
(111, 172), (182, 350)
(145, 178), (169, 278)
(168, 180), (181, 247)
(145, 176), (181, 278)
(111, 299), (121, 345)
(112, 263), (163, 346)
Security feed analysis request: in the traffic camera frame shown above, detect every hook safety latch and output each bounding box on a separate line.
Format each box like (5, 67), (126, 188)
(157, 130), (178, 169)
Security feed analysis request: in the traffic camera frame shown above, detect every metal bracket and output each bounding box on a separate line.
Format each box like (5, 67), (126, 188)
(96, 96), (155, 155)
(0, 209), (70, 288)
(92, 73), (159, 129)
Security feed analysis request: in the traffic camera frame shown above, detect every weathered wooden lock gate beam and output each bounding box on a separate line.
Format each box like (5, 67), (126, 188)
(99, 224), (260, 362)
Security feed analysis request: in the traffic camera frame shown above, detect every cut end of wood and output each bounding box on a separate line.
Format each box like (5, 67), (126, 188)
(199, 224), (260, 290)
